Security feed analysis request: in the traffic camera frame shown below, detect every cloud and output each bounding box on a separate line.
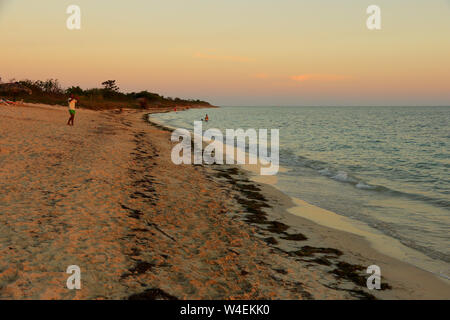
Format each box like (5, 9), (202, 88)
(194, 51), (251, 63)
(290, 74), (351, 82)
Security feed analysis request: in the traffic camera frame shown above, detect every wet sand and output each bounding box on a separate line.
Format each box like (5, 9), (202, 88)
(0, 103), (448, 299)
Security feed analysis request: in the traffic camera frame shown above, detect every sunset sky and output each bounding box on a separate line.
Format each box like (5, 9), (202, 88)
(1, 0), (449, 106)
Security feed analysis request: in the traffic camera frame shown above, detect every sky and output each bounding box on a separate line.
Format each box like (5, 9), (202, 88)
(0, 0), (449, 106)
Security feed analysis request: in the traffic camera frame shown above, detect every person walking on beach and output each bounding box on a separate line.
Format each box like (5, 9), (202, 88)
(67, 94), (78, 126)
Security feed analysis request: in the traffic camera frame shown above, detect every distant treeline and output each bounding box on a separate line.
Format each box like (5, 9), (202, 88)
(10, 78), (211, 110)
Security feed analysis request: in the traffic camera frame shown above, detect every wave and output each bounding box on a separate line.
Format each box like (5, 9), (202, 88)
(281, 152), (450, 209)
(320, 167), (449, 208)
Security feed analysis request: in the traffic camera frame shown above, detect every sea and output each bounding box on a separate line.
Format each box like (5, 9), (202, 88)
(151, 106), (450, 279)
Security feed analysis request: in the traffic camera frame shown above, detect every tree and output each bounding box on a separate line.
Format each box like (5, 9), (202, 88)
(66, 86), (84, 96)
(101, 80), (119, 92)
(134, 91), (161, 102)
(42, 79), (63, 94)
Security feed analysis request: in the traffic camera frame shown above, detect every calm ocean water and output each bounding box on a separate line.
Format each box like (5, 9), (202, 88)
(152, 106), (449, 270)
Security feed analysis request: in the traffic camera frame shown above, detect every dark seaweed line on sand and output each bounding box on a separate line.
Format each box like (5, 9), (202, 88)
(212, 166), (392, 299)
(118, 125), (179, 300)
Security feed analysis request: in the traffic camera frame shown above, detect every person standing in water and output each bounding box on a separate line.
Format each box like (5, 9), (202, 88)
(205, 114), (209, 122)
(67, 94), (78, 126)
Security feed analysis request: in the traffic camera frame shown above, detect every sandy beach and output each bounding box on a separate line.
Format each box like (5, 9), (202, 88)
(0, 103), (448, 300)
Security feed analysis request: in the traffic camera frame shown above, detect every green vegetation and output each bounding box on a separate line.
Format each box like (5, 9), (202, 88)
(4, 78), (211, 110)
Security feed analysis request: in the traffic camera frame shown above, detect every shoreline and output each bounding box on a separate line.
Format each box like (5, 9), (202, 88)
(241, 163), (450, 283)
(149, 109), (450, 299)
(239, 167), (450, 299)
(0, 102), (448, 299)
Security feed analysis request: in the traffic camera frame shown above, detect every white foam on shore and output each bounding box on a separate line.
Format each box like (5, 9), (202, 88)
(286, 197), (448, 278)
